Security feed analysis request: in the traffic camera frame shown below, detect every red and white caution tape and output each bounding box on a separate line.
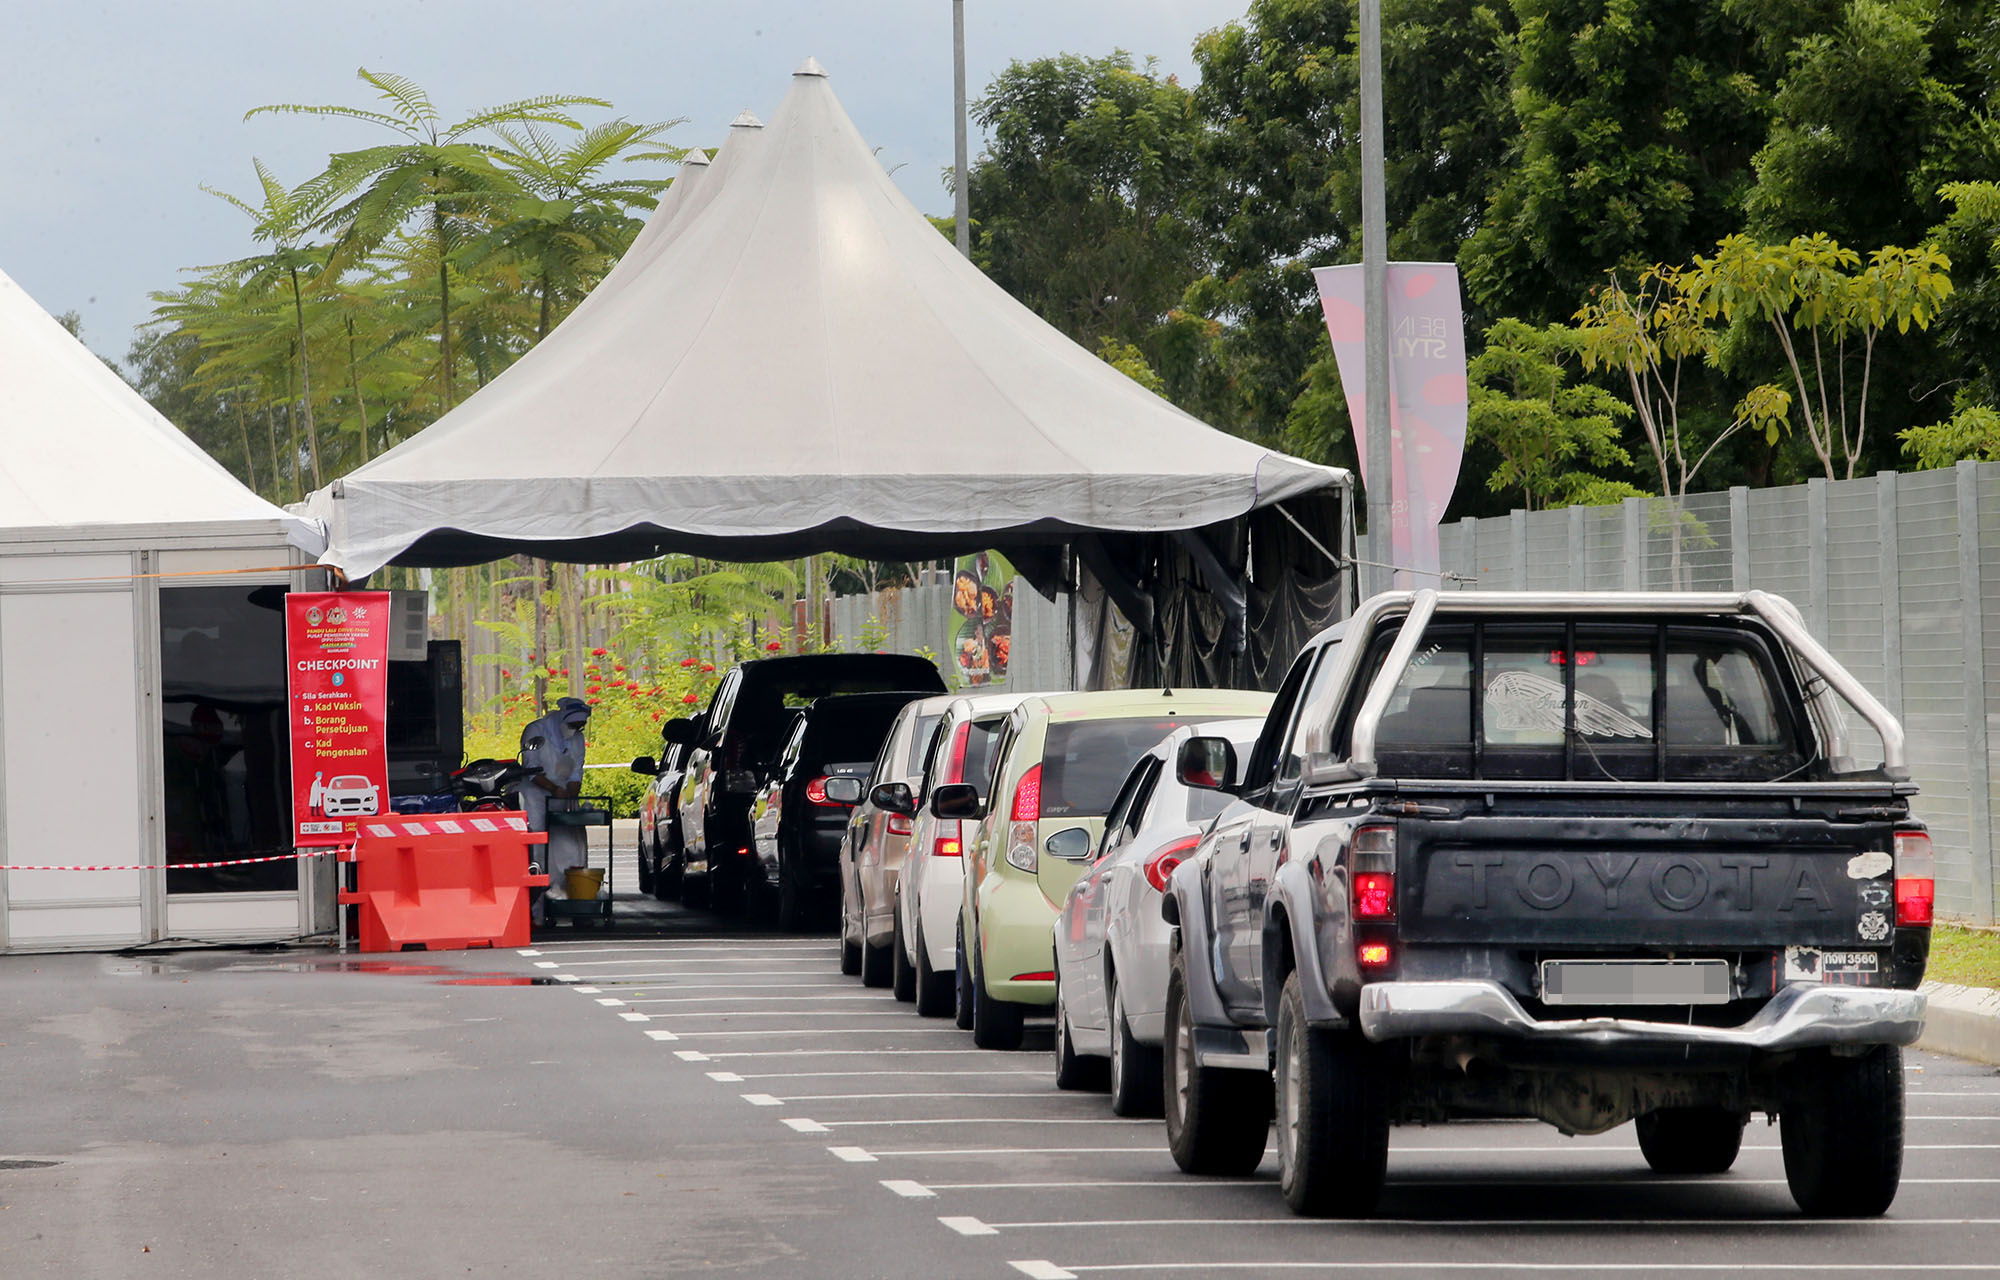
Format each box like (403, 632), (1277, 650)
(0, 847), (348, 873)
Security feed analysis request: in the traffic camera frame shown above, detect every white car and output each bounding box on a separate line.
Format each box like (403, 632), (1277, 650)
(838, 694), (953, 985)
(322, 774), (382, 817)
(1052, 716), (1269, 1114)
(894, 691), (1035, 1016)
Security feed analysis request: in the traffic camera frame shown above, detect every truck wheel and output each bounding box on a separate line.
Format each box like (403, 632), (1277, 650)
(915, 920), (954, 1017)
(1782, 1045), (1904, 1216)
(1275, 971), (1390, 1216)
(891, 908), (917, 1003)
(972, 944), (1025, 1051)
(1054, 973), (1109, 1091)
(953, 920), (976, 1030)
(1636, 1108), (1746, 1175)
(1108, 976), (1163, 1117)
(1164, 963), (1271, 1176)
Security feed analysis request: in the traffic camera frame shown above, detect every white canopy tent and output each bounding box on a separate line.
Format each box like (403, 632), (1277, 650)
(302, 60), (1349, 587)
(0, 266), (325, 952)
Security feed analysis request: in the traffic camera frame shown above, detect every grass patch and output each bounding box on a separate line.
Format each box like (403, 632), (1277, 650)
(1929, 922), (2000, 989)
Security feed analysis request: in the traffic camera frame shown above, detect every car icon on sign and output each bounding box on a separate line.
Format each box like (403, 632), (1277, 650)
(322, 775), (381, 817)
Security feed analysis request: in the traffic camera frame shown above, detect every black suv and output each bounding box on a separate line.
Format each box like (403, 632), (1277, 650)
(671, 654), (945, 911)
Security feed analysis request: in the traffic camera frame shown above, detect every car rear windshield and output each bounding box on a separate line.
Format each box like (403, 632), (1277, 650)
(801, 699), (921, 769)
(1341, 620), (1811, 782)
(1042, 717), (1230, 820)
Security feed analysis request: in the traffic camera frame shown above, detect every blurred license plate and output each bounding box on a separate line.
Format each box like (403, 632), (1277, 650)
(1541, 959), (1731, 1005)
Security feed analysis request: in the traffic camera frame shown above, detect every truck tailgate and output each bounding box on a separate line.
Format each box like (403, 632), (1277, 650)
(1399, 814), (1898, 949)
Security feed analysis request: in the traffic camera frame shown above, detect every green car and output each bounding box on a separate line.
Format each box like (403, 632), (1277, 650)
(939, 688), (1276, 1050)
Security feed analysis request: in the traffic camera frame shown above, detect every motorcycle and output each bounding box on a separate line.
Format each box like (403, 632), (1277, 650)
(450, 758), (544, 811)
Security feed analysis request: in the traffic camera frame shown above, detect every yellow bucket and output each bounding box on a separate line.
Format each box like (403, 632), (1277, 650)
(564, 867), (605, 901)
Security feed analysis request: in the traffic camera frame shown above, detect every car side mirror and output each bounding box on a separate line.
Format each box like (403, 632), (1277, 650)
(630, 755), (658, 776)
(660, 718), (696, 746)
(930, 782), (984, 820)
(823, 776), (865, 805)
(871, 781), (917, 815)
(1043, 826), (1092, 861)
(1177, 736), (1237, 792)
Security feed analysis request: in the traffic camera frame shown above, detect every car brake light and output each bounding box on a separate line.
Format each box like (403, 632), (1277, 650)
(1894, 829), (1934, 927)
(887, 815), (914, 836)
(1011, 971), (1055, 982)
(1011, 764), (1042, 821)
(1144, 836), (1202, 894)
(806, 776), (835, 806)
(1352, 825), (1395, 920)
(1358, 942), (1392, 967)
(946, 721), (971, 782)
(934, 836), (962, 857)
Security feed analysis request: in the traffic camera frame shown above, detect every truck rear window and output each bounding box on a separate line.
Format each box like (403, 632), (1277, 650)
(1349, 622), (1809, 782)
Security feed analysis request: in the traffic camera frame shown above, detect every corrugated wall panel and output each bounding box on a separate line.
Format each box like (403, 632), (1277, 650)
(1523, 514), (1570, 591)
(1896, 470), (1974, 915)
(1823, 476), (1887, 696)
(1747, 487), (1811, 602)
(1583, 505), (1627, 590)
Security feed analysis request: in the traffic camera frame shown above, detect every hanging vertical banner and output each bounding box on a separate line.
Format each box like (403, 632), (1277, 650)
(1311, 262), (1469, 585)
(951, 551), (1015, 687)
(286, 592), (392, 846)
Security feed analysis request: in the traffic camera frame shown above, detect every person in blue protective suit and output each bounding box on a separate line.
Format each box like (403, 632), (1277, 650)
(519, 696), (591, 924)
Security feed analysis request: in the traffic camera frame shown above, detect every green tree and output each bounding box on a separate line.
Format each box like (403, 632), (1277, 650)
(1466, 318), (1639, 510)
(249, 69), (607, 408)
(1901, 402), (2000, 466)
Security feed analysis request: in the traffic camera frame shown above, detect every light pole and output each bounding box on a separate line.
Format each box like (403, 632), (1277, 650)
(1359, 0), (1392, 594)
(953, 0), (971, 258)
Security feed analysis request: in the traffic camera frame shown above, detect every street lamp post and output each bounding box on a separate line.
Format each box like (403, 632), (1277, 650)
(953, 0), (971, 258)
(1359, 0), (1393, 594)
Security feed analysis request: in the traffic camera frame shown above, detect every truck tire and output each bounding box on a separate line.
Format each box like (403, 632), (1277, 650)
(1782, 1045), (1904, 1217)
(1636, 1107), (1746, 1175)
(1275, 971), (1390, 1216)
(1164, 962), (1271, 1177)
(1108, 973), (1163, 1117)
(891, 908), (918, 1003)
(954, 921), (976, 1030)
(972, 944), (1025, 1051)
(1054, 973), (1109, 1090)
(915, 920), (955, 1017)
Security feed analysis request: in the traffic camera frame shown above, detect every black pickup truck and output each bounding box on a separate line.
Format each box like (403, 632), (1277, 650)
(1162, 589), (1932, 1218)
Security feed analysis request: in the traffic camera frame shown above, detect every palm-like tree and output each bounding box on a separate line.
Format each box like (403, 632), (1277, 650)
(248, 69), (608, 408)
(477, 118), (685, 338)
(204, 159), (335, 485)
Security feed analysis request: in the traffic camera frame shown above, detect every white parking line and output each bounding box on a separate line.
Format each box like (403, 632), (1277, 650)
(867, 1147), (1171, 1157)
(821, 1117), (1158, 1128)
(553, 975), (580, 982)
(618, 1012), (651, 1022)
(664, 1027), (970, 1038)
(829, 1147), (877, 1162)
(1012, 1265), (2000, 1276)
(782, 1118), (831, 1133)
(673, 1050), (711, 1061)
(882, 1179), (937, 1198)
(738, 1069), (1052, 1080)
(940, 1216), (999, 1237)
(532, 961), (559, 969)
(572, 986), (602, 994)
(706, 1071), (745, 1082)
(594, 997), (624, 1006)
(566, 975), (863, 984)
(704, 1049), (1015, 1059)
(929, 1180), (1270, 1191)
(643, 1029), (680, 1041)
(516, 949), (541, 956)
(620, 999), (900, 1009)
(981, 1216), (2000, 1231)
(776, 1092), (1060, 1102)
(513, 942), (835, 954)
(740, 1093), (783, 1106)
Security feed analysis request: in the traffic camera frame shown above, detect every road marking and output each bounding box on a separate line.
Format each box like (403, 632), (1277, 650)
(663, 1027), (970, 1038)
(621, 1006), (914, 1016)
(553, 974), (579, 983)
(1389, 1177), (2000, 1187)
(643, 1029), (680, 1041)
(828, 1146), (877, 1163)
(881, 1179), (935, 1198)
(775, 1092), (1060, 1102)
(517, 949), (541, 956)
(930, 1180), (1269, 1191)
(939, 1216), (998, 1237)
(782, 1117), (831, 1133)
(673, 1050), (711, 1062)
(821, 1117), (1157, 1128)
(706, 1071), (745, 1082)
(519, 943), (836, 955)
(620, 994), (898, 1004)
(564, 975), (863, 985)
(703, 1049), (1008, 1060)
(982, 1217), (2000, 1232)
(571, 985), (601, 994)
(533, 961), (559, 968)
(1022, 1265), (2000, 1275)
(867, 1147), (1172, 1157)
(738, 1069), (1053, 1080)
(594, 997), (624, 1006)
(740, 1093), (784, 1107)
(1381, 1143), (2000, 1153)
(618, 1012), (651, 1022)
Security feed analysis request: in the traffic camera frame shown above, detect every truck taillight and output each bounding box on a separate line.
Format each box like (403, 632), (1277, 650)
(1352, 824), (1396, 920)
(1143, 836), (1202, 893)
(1011, 764), (1043, 821)
(1357, 942), (1393, 967)
(1894, 829), (1935, 927)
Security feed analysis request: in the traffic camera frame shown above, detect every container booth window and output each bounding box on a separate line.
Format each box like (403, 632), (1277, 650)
(159, 586), (294, 893)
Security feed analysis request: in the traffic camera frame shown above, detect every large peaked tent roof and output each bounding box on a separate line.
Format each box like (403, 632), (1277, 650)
(0, 266), (300, 538)
(304, 60), (1346, 579)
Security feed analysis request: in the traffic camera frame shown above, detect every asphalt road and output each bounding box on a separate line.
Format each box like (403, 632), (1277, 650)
(4, 878), (1999, 1278)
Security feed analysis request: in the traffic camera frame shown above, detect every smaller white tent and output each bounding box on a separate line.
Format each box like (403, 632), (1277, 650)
(0, 266), (324, 952)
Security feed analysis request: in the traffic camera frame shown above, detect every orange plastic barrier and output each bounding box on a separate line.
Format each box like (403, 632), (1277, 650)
(339, 813), (550, 952)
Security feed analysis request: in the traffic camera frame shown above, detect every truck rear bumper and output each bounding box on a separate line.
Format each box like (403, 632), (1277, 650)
(1358, 980), (1925, 1053)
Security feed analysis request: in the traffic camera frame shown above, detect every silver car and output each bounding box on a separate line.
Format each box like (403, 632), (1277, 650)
(838, 694), (952, 985)
(1051, 716), (1269, 1114)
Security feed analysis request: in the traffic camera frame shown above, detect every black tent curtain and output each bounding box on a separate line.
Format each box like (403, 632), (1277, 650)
(1116, 489), (1349, 692)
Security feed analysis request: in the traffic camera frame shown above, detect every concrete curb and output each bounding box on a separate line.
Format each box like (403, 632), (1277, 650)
(1918, 981), (2000, 1067)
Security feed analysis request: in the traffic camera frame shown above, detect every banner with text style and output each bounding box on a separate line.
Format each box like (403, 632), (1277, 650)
(286, 592), (392, 845)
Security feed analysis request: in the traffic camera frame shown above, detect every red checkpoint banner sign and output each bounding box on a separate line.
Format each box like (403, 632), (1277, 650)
(286, 592), (392, 846)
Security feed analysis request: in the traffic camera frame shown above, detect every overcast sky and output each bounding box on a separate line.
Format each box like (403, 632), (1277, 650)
(0, 0), (1249, 361)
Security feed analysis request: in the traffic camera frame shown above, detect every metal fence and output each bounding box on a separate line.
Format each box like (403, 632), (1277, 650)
(1439, 463), (2000, 926)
